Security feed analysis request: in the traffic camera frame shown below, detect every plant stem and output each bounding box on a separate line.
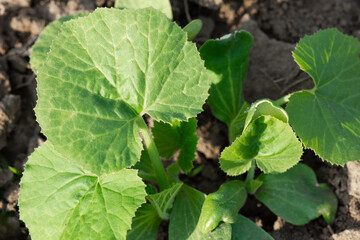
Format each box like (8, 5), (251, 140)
(136, 117), (169, 191)
(274, 93), (293, 106)
(245, 159), (256, 187)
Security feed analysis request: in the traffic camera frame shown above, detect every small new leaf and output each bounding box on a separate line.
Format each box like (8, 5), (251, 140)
(220, 115), (302, 175)
(127, 204), (162, 240)
(147, 182), (183, 220)
(153, 118), (198, 173)
(244, 99), (288, 130)
(199, 180), (247, 233)
(287, 28), (360, 165)
(169, 185), (232, 240)
(255, 163), (338, 225)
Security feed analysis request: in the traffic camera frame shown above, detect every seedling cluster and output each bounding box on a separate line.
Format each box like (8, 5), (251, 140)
(19, 3), (360, 240)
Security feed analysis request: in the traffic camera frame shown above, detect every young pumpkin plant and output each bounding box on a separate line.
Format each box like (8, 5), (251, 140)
(19, 6), (360, 240)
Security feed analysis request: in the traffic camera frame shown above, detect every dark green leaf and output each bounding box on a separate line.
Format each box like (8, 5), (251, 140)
(255, 163), (338, 225)
(199, 180), (247, 233)
(169, 185), (232, 240)
(231, 214), (273, 240)
(153, 118), (198, 173)
(127, 204), (162, 240)
(200, 31), (253, 139)
(287, 28), (360, 165)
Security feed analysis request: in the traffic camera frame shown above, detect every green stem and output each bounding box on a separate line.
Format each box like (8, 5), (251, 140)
(136, 117), (169, 191)
(245, 159), (256, 187)
(274, 93), (293, 106)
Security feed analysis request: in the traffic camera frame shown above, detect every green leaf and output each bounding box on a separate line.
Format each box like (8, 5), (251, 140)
(30, 14), (88, 74)
(19, 142), (146, 240)
(126, 204), (161, 240)
(220, 115), (302, 175)
(35, 8), (209, 175)
(287, 28), (360, 165)
(200, 31), (253, 134)
(153, 118), (198, 173)
(199, 180), (247, 233)
(228, 102), (249, 142)
(167, 162), (180, 183)
(183, 19), (203, 41)
(244, 99), (288, 130)
(255, 163), (338, 225)
(115, 0), (173, 19)
(169, 185), (232, 240)
(231, 214), (273, 240)
(147, 182), (183, 220)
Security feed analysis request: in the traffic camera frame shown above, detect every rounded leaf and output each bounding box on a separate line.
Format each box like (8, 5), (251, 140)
(35, 8), (209, 174)
(220, 115), (302, 175)
(19, 142), (146, 240)
(288, 29), (360, 164)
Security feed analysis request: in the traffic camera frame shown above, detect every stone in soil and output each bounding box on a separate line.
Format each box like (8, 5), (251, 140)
(346, 161), (360, 199)
(190, 0), (223, 10)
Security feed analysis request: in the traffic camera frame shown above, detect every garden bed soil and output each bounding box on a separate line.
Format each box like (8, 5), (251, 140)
(0, 0), (359, 239)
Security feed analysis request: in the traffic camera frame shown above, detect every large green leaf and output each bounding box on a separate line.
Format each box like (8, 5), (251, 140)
(255, 163), (338, 225)
(220, 115), (302, 175)
(126, 204), (161, 240)
(30, 14), (88, 74)
(200, 31), (253, 140)
(19, 142), (146, 240)
(147, 182), (183, 220)
(287, 28), (360, 164)
(169, 185), (232, 240)
(115, 0), (173, 19)
(153, 118), (198, 173)
(35, 8), (209, 175)
(231, 215), (273, 240)
(199, 180), (247, 233)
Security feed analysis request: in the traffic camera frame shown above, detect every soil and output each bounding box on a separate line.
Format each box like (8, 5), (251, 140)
(0, 0), (359, 239)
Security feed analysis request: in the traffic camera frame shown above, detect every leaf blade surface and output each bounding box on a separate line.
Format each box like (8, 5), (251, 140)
(255, 163), (338, 225)
(35, 8), (209, 174)
(287, 29), (360, 164)
(220, 115), (302, 175)
(19, 142), (146, 240)
(200, 31), (253, 134)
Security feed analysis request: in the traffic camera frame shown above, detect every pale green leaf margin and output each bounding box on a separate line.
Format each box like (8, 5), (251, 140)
(30, 13), (88, 74)
(115, 0), (173, 19)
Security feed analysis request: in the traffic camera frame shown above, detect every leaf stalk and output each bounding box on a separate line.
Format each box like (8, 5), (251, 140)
(136, 117), (169, 191)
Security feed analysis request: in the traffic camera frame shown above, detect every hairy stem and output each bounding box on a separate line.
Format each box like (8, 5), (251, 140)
(136, 117), (169, 191)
